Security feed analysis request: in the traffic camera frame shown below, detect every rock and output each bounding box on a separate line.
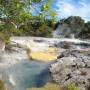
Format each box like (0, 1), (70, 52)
(0, 40), (5, 52)
(55, 40), (90, 50)
(50, 49), (90, 90)
(73, 59), (86, 68)
(84, 59), (90, 68)
(59, 57), (75, 66)
(55, 41), (72, 49)
(50, 60), (64, 74)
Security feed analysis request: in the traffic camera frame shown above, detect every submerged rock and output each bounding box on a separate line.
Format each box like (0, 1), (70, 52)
(50, 49), (90, 90)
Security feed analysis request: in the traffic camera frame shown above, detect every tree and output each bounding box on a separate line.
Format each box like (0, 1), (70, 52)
(0, 0), (56, 37)
(55, 16), (85, 38)
(80, 21), (90, 38)
(64, 16), (85, 34)
(35, 24), (53, 37)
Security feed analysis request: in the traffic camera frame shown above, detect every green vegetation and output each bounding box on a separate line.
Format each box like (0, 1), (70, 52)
(0, 0), (56, 37)
(0, 80), (6, 90)
(67, 83), (80, 90)
(0, 1), (89, 38)
(27, 83), (80, 90)
(0, 32), (10, 44)
(80, 21), (90, 38)
(55, 16), (90, 38)
(35, 24), (53, 37)
(27, 83), (62, 90)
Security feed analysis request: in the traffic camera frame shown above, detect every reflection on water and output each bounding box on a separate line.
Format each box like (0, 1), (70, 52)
(0, 60), (51, 90)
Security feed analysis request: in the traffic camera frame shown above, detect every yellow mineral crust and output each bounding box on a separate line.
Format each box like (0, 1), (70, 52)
(27, 47), (57, 62)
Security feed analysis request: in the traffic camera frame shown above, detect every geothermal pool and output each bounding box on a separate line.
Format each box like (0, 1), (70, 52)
(0, 60), (51, 90)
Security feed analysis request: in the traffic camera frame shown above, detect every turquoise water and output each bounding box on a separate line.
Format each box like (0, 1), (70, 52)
(0, 60), (51, 90)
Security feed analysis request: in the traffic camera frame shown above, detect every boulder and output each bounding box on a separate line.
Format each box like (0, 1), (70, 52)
(50, 49), (90, 90)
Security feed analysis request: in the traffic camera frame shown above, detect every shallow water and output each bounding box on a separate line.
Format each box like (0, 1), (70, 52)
(0, 60), (51, 90)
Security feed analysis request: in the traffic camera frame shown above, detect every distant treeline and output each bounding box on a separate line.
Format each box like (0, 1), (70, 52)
(0, 16), (90, 39)
(0, 16), (55, 37)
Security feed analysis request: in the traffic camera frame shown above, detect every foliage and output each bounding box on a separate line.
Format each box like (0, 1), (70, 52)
(0, 32), (10, 44)
(60, 16), (84, 34)
(18, 17), (54, 37)
(35, 24), (53, 37)
(80, 21), (90, 38)
(40, 0), (57, 22)
(27, 83), (80, 90)
(55, 16), (90, 38)
(0, 0), (56, 37)
(67, 83), (80, 90)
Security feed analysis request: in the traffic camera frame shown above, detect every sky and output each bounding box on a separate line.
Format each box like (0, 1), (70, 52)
(53, 0), (90, 21)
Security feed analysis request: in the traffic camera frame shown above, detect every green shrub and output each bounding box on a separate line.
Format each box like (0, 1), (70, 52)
(35, 24), (53, 37)
(67, 83), (80, 90)
(0, 32), (10, 44)
(27, 83), (62, 90)
(27, 83), (80, 90)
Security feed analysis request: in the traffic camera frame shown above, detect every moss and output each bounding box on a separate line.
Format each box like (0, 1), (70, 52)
(27, 83), (62, 90)
(67, 83), (80, 90)
(0, 80), (6, 90)
(27, 83), (80, 90)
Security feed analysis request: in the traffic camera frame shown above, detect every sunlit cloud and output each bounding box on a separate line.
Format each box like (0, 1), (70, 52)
(55, 0), (90, 21)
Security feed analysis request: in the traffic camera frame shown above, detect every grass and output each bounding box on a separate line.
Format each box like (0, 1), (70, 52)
(27, 83), (62, 90)
(67, 83), (80, 90)
(27, 83), (80, 90)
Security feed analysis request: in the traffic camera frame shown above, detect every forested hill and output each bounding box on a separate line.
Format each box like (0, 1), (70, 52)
(54, 16), (90, 39)
(0, 0), (90, 39)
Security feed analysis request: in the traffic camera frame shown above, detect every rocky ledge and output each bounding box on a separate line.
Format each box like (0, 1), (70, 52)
(50, 49), (90, 90)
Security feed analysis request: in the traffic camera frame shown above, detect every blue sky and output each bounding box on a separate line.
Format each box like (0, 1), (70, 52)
(53, 0), (90, 21)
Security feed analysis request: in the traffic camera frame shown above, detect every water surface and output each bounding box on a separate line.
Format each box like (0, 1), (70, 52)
(0, 60), (51, 90)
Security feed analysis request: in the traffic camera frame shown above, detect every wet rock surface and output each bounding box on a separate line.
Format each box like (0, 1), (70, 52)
(50, 49), (90, 90)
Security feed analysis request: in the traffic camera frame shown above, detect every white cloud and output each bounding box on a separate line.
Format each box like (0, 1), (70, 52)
(79, 0), (87, 7)
(56, 0), (90, 21)
(79, 2), (87, 7)
(62, 3), (74, 14)
(56, 2), (75, 18)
